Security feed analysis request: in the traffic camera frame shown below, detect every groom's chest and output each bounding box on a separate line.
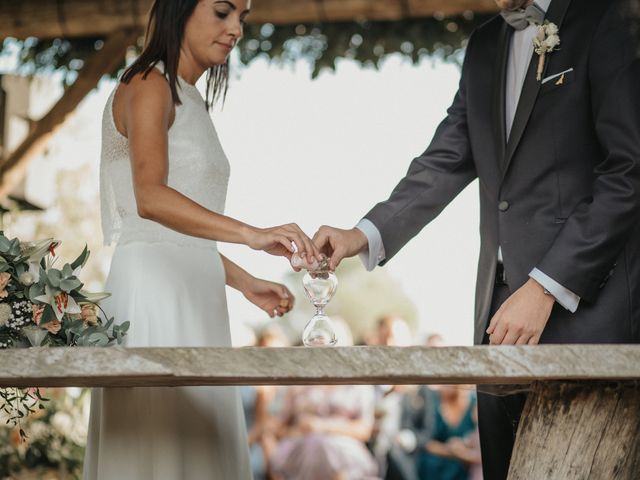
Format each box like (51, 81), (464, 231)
(465, 11), (594, 174)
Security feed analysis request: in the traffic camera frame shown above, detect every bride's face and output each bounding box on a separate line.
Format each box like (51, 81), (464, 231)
(183, 0), (251, 67)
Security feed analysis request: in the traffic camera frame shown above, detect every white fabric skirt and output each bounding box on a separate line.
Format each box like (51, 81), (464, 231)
(83, 241), (252, 480)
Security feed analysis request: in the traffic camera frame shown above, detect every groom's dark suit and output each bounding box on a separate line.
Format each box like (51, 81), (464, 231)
(364, 0), (640, 477)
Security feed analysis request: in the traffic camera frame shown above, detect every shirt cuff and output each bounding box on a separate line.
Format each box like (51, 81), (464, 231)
(355, 219), (386, 272)
(529, 268), (580, 313)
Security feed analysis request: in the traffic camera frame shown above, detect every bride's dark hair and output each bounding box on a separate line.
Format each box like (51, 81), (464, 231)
(121, 0), (228, 110)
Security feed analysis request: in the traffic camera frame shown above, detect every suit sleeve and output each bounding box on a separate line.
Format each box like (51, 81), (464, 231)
(363, 35), (478, 265)
(536, 1), (640, 302)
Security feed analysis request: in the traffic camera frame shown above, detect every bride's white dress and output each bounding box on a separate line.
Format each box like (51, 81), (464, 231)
(84, 65), (252, 479)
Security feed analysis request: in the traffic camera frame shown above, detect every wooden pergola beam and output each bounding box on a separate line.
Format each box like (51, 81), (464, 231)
(0, 0), (499, 40)
(0, 28), (141, 200)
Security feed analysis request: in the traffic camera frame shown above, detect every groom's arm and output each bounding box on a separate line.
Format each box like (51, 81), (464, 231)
(363, 38), (478, 265)
(314, 35), (478, 270)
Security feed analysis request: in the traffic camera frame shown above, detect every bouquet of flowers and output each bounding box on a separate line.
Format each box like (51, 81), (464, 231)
(0, 232), (129, 440)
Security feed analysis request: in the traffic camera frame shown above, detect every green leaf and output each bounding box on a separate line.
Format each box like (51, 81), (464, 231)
(28, 283), (45, 301)
(77, 290), (111, 303)
(62, 263), (73, 278)
(15, 262), (27, 276)
(70, 245), (89, 270)
(0, 236), (11, 253)
(60, 278), (82, 293)
(47, 269), (62, 288)
(8, 239), (21, 257)
(88, 332), (109, 347)
(40, 305), (57, 325)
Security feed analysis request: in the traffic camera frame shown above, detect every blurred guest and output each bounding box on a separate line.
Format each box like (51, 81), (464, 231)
(243, 326), (290, 479)
(270, 385), (379, 480)
(417, 386), (479, 480)
(270, 321), (378, 480)
(385, 333), (448, 480)
(368, 316), (413, 475)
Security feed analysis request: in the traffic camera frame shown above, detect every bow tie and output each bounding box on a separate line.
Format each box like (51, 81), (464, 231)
(501, 3), (546, 30)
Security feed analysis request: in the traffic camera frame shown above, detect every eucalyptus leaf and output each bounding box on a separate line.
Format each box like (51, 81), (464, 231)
(28, 283), (45, 301)
(60, 278), (82, 293)
(9, 239), (21, 257)
(62, 264), (73, 278)
(0, 236), (11, 253)
(88, 332), (109, 347)
(47, 269), (62, 287)
(15, 263), (27, 276)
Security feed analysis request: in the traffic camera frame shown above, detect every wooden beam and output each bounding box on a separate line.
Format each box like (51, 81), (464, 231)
(0, 28), (140, 200)
(0, 0), (499, 40)
(0, 345), (639, 388)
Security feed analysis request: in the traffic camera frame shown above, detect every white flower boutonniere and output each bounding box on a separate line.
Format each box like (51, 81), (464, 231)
(533, 21), (561, 81)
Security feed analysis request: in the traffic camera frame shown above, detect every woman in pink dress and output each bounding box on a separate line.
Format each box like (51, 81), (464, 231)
(271, 385), (379, 480)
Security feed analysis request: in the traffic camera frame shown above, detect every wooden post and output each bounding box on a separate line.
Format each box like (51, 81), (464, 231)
(0, 28), (140, 200)
(509, 381), (640, 479)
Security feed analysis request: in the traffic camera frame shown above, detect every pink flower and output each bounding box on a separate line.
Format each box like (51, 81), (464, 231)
(0, 272), (11, 298)
(81, 304), (98, 326)
(44, 319), (62, 335)
(32, 304), (45, 326)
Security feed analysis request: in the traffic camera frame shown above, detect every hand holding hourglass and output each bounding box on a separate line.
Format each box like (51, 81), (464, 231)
(290, 249), (338, 347)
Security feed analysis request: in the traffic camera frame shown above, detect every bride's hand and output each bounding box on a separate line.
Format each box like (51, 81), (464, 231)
(245, 224), (321, 262)
(243, 277), (294, 318)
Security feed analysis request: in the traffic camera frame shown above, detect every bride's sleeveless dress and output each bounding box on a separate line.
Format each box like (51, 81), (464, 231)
(83, 64), (252, 479)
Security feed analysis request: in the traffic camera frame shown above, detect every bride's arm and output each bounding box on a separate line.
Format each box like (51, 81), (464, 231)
(120, 71), (320, 260)
(220, 255), (293, 318)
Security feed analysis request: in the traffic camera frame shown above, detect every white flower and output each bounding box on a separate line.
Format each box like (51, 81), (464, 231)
(19, 272), (35, 286)
(546, 23), (559, 35)
(544, 34), (561, 49)
(0, 303), (11, 327)
(20, 239), (61, 283)
(51, 412), (74, 435)
(536, 25), (546, 42)
(35, 284), (81, 321)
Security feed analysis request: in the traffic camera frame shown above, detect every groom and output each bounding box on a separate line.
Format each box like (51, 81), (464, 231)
(313, 0), (640, 478)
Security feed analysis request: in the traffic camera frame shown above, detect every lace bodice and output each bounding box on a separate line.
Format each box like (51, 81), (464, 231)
(100, 66), (230, 249)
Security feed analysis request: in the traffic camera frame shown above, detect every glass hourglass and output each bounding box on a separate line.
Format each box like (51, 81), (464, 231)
(293, 254), (339, 347)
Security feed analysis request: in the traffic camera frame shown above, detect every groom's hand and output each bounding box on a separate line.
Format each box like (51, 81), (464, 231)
(486, 278), (555, 345)
(312, 226), (368, 271)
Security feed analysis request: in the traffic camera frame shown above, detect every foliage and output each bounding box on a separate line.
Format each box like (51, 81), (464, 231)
(0, 232), (128, 440)
(0, 388), (88, 479)
(0, 14), (493, 82)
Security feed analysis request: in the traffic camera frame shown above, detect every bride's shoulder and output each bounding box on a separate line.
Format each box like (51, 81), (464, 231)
(119, 68), (172, 103)
(112, 68), (174, 134)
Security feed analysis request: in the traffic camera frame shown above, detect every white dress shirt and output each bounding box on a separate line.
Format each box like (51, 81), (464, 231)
(357, 0), (580, 313)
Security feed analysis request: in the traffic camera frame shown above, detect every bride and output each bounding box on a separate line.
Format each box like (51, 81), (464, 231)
(84, 0), (321, 478)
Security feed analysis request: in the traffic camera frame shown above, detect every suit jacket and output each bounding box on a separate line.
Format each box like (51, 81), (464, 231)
(365, 0), (640, 345)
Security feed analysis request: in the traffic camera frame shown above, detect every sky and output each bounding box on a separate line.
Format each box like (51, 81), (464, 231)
(4, 51), (481, 346)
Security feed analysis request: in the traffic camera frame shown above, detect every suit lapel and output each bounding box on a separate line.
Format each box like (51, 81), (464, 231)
(493, 23), (512, 171)
(501, 0), (572, 180)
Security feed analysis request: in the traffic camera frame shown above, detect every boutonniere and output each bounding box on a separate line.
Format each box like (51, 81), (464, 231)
(533, 21), (561, 81)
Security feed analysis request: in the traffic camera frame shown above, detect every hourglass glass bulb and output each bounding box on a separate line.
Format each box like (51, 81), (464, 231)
(303, 313), (337, 347)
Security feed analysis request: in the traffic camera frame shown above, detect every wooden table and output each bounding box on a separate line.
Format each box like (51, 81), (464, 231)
(1, 345), (638, 479)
